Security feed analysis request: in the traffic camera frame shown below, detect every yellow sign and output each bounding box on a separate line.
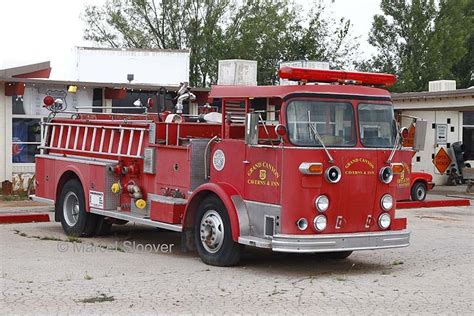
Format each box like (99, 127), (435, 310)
(344, 158), (375, 175)
(247, 161), (280, 187)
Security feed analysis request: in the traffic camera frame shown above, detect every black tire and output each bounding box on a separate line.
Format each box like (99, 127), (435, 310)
(58, 179), (98, 237)
(94, 217), (112, 236)
(321, 251), (353, 259)
(194, 196), (242, 266)
(411, 181), (427, 201)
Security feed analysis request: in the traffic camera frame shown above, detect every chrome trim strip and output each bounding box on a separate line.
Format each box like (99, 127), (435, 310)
(243, 199), (281, 209)
(231, 195), (251, 237)
(29, 195), (54, 204)
(148, 193), (188, 205)
(90, 208), (183, 232)
(271, 230), (410, 253)
(36, 154), (118, 166)
(249, 145), (411, 151)
(238, 236), (271, 248)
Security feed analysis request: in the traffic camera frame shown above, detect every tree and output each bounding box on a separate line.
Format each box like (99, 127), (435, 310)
(83, 0), (232, 87)
(82, 0), (359, 87)
(365, 0), (473, 92)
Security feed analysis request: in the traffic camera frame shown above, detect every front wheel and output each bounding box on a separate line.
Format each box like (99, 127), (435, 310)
(194, 196), (242, 266)
(58, 179), (98, 237)
(411, 182), (427, 201)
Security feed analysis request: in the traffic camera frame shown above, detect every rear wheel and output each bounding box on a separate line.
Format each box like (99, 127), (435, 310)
(58, 179), (98, 237)
(194, 196), (242, 266)
(411, 181), (427, 201)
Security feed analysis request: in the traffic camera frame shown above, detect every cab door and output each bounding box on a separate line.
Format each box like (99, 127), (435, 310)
(243, 145), (282, 205)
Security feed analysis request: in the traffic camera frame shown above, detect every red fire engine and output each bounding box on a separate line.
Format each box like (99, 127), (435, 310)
(32, 67), (426, 266)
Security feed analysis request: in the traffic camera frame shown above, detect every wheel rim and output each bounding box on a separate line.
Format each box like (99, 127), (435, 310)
(199, 210), (224, 254)
(416, 186), (426, 200)
(63, 192), (80, 227)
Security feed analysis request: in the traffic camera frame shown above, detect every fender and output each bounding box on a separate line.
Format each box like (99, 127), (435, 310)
(55, 164), (88, 210)
(184, 182), (248, 242)
(410, 172), (433, 188)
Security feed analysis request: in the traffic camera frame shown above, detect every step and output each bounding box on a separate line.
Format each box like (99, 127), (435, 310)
(90, 208), (183, 232)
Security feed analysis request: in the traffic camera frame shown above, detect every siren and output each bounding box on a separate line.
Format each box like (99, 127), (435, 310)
(278, 66), (397, 87)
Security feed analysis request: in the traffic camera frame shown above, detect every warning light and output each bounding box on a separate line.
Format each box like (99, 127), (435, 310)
(278, 66), (397, 87)
(275, 124), (287, 137)
(400, 127), (409, 139)
(43, 95), (54, 107)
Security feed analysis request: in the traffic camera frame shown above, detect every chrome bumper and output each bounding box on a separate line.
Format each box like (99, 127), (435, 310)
(271, 230), (410, 253)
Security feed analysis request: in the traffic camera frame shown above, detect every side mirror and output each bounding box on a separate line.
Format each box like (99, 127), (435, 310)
(413, 120), (427, 151)
(245, 113), (259, 145)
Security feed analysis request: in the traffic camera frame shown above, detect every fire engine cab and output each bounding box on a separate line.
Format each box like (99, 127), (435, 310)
(32, 67), (426, 266)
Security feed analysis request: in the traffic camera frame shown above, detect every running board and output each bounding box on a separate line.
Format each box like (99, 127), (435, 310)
(238, 236), (271, 248)
(90, 208), (183, 232)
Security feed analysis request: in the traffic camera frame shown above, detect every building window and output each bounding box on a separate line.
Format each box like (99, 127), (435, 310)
(12, 118), (43, 163)
(11, 95), (44, 163)
(463, 111), (474, 160)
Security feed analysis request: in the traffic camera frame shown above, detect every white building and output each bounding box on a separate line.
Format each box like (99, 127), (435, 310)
(0, 49), (207, 192)
(393, 81), (474, 185)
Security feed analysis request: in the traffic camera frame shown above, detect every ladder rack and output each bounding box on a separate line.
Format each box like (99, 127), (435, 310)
(40, 121), (149, 159)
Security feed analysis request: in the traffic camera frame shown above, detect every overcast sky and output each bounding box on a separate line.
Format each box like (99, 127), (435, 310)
(0, 0), (382, 79)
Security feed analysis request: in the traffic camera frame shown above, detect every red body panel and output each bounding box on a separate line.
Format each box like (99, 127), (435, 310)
(36, 82), (410, 245)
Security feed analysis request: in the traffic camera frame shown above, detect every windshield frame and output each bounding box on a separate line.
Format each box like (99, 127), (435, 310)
(357, 102), (396, 148)
(284, 98), (357, 148)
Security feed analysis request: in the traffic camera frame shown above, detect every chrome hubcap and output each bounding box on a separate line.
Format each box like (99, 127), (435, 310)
(199, 210), (224, 254)
(63, 192), (80, 227)
(417, 187), (426, 199)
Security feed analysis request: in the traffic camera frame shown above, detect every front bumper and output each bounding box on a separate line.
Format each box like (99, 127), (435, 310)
(271, 230), (410, 253)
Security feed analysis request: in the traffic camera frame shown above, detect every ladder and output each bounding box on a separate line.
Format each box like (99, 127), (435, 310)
(40, 121), (150, 159)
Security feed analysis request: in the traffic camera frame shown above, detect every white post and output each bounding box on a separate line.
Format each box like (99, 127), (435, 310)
(0, 84), (13, 184)
(103, 89), (113, 113)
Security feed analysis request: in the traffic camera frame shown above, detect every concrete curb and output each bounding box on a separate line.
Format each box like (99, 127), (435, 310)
(397, 199), (471, 209)
(0, 213), (51, 224)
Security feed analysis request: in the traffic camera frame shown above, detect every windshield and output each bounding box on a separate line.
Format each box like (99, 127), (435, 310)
(358, 103), (396, 148)
(286, 100), (356, 147)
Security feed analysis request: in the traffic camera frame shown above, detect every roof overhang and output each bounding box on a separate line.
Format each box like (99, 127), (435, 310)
(0, 61), (51, 79)
(392, 88), (474, 111)
(0, 76), (210, 93)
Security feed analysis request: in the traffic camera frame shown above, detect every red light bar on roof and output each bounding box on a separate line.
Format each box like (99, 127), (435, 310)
(278, 66), (397, 87)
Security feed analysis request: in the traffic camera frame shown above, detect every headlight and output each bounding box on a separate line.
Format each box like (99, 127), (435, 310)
(315, 195), (329, 212)
(325, 166), (341, 183)
(313, 215), (327, 232)
(381, 194), (393, 211)
(296, 218), (308, 230)
(379, 166), (393, 184)
(378, 213), (391, 229)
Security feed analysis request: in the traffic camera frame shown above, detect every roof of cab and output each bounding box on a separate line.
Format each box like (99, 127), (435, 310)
(209, 84), (392, 100)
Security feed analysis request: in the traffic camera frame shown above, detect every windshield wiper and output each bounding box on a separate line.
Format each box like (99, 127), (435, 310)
(307, 111), (335, 164)
(386, 119), (400, 164)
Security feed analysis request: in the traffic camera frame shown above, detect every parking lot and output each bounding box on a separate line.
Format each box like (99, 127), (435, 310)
(1, 205), (473, 314)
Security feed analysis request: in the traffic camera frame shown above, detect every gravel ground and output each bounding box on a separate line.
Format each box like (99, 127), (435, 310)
(0, 206), (473, 315)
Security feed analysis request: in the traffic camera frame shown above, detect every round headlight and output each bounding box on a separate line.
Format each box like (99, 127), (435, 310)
(378, 213), (391, 229)
(313, 215), (327, 232)
(325, 166), (342, 183)
(315, 195), (329, 212)
(381, 194), (393, 211)
(379, 166), (393, 184)
(296, 218), (308, 230)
